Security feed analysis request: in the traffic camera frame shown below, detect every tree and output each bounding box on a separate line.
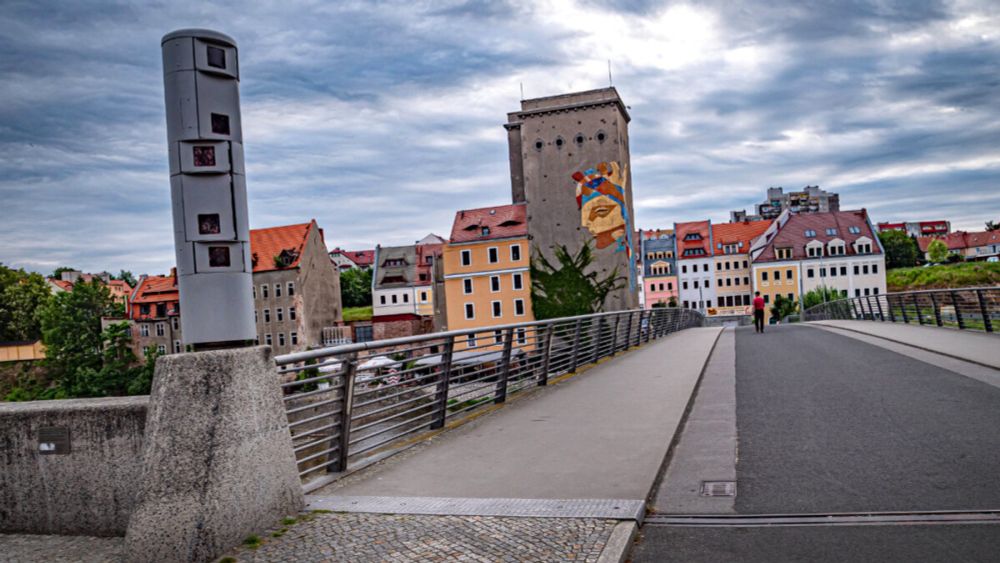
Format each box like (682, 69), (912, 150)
(877, 230), (918, 269)
(0, 272), (51, 341)
(802, 286), (841, 311)
(927, 239), (949, 264)
(769, 294), (798, 322)
(339, 267), (373, 308)
(986, 220), (999, 232)
(530, 242), (625, 319)
(115, 270), (137, 286)
(37, 281), (119, 397)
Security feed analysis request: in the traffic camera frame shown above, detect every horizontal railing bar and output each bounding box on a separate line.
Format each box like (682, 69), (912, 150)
(288, 409), (343, 430)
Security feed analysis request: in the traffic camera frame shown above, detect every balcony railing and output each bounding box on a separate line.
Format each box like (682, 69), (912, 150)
(275, 307), (704, 489)
(802, 287), (999, 333)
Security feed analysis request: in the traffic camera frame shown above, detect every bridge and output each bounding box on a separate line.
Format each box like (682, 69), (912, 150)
(2, 289), (998, 562)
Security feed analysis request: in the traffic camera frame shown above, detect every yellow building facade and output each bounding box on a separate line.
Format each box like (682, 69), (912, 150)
(752, 263), (800, 323)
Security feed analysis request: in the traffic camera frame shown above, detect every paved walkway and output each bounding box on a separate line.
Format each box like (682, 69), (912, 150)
(813, 320), (1000, 368)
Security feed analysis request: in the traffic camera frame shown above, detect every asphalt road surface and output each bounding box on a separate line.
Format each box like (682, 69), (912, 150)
(633, 325), (1000, 562)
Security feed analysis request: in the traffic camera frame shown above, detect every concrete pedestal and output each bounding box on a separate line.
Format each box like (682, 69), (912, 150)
(124, 346), (303, 563)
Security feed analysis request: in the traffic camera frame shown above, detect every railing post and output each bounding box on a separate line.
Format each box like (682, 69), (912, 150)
(914, 294), (925, 325)
(977, 290), (993, 333)
(591, 316), (604, 363)
(930, 292), (943, 327)
(495, 327), (514, 404)
(611, 313), (621, 354)
(874, 295), (884, 321)
(864, 296), (873, 320)
(539, 323), (555, 386)
(624, 311), (634, 350)
(952, 291), (965, 329)
(851, 298), (861, 320)
(899, 295), (909, 324)
(569, 318), (583, 372)
(643, 310), (652, 343)
(429, 336), (454, 430)
(333, 351), (358, 473)
(887, 295), (896, 323)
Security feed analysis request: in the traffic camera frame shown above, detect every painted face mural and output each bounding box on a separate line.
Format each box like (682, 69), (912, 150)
(572, 161), (637, 288)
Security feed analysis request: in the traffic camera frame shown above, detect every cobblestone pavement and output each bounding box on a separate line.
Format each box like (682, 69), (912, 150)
(222, 512), (618, 562)
(0, 533), (123, 563)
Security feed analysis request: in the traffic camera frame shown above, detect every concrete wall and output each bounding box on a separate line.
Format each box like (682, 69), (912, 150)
(0, 396), (148, 536)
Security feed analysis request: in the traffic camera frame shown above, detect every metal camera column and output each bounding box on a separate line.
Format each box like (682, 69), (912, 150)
(161, 28), (254, 350)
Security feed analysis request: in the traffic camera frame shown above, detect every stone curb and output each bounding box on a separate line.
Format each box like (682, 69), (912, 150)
(597, 521), (638, 563)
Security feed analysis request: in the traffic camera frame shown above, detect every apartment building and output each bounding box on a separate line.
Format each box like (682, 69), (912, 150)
(751, 210), (886, 322)
(639, 229), (678, 308)
(440, 204), (532, 350)
(372, 234), (444, 339)
(878, 220), (950, 238)
(128, 273), (183, 358)
(250, 220), (343, 353)
(710, 220), (772, 315)
(731, 185), (839, 222)
(675, 220), (716, 312)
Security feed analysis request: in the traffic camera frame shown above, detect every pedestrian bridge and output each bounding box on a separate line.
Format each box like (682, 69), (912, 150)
(3, 289), (999, 562)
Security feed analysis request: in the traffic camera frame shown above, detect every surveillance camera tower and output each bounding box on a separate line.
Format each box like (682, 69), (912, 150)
(161, 29), (254, 349)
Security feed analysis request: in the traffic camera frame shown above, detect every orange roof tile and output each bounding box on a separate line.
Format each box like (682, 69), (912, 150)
(711, 220), (773, 250)
(250, 221), (315, 273)
(450, 204), (527, 243)
(131, 275), (179, 305)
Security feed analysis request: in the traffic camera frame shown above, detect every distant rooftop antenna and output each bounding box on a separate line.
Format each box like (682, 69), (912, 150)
(608, 60), (613, 86)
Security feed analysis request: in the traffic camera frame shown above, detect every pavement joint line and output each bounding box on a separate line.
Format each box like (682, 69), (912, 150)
(304, 495), (647, 521)
(644, 509), (1000, 527)
(806, 321), (1000, 370)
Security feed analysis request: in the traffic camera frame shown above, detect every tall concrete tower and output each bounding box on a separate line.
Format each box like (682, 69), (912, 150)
(505, 87), (638, 311)
(161, 29), (255, 348)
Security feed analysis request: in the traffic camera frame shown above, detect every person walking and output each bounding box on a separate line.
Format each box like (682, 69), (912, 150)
(753, 291), (766, 333)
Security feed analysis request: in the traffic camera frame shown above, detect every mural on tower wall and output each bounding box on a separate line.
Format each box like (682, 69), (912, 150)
(572, 161), (637, 289)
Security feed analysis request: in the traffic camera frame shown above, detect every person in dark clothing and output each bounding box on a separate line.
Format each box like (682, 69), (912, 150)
(753, 291), (766, 333)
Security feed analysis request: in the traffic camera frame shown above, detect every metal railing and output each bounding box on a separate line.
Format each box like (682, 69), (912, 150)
(274, 307), (704, 484)
(802, 287), (999, 333)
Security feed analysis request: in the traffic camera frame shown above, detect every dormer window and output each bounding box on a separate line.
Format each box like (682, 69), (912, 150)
(805, 229), (816, 238)
(848, 226), (861, 234)
(826, 228), (838, 236)
(776, 247), (793, 260)
(684, 233), (702, 241)
(481, 227), (490, 236)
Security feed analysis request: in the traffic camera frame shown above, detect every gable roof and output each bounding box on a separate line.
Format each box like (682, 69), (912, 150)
(250, 221), (315, 273)
(754, 209), (880, 262)
(917, 230), (1000, 252)
(675, 220), (712, 259)
(450, 204), (528, 243)
(131, 274), (179, 305)
(711, 220), (773, 253)
(345, 249), (374, 266)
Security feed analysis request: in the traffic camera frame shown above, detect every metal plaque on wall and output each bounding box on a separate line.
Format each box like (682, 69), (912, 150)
(38, 426), (71, 455)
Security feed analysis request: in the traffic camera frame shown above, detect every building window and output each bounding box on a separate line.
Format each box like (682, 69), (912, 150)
(805, 229), (816, 237)
(786, 269), (793, 279)
(694, 280), (699, 289)
(263, 309), (271, 322)
(140, 304), (150, 316)
(492, 301), (502, 318)
(776, 247), (792, 260)
(380, 295), (386, 305)
(488, 247), (499, 263)
(854, 265), (860, 275)
(420, 291), (428, 302)
(650, 283), (656, 292)
(511, 244), (522, 262)
(274, 283), (282, 297)
(514, 298), (525, 316)
(873, 287), (879, 295)
(668, 282), (673, 290)
(278, 333), (285, 347)
(864, 288), (871, 296)
(403, 293), (409, 303)
(855, 289), (862, 297)
(830, 267), (837, 277)
(287, 282), (295, 296)
(463, 278), (473, 294)
(391, 294), (398, 304)
(703, 264), (709, 272)
(863, 265), (870, 274)
(252, 286), (256, 299)
(872, 264), (878, 274)
(683, 301), (689, 308)
(265, 334), (272, 345)
(683, 281), (689, 290)
(173, 340), (181, 354)
(172, 317), (179, 330)
(512, 273), (523, 291)
(762, 271), (768, 281)
(490, 276), (501, 292)
(277, 308), (284, 322)
(157, 344), (166, 355)
(481, 227), (490, 236)
(517, 328), (527, 345)
(156, 323), (165, 336)
(290, 332), (298, 345)
(254, 310), (258, 324)
(682, 265), (688, 274)
(808, 269), (815, 278)
(464, 303), (475, 320)
(261, 284), (269, 298)
(494, 330), (504, 344)
(461, 249), (472, 266)
(140, 324), (149, 337)
(290, 307), (297, 320)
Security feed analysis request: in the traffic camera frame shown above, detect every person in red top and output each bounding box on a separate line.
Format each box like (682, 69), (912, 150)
(753, 291), (766, 333)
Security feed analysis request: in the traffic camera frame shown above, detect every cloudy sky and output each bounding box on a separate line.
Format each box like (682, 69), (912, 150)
(1, 0), (998, 276)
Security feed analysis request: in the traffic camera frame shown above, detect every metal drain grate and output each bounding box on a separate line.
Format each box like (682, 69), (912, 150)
(700, 481), (737, 497)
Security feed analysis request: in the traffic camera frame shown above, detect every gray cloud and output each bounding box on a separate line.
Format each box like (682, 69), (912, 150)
(1, 0), (998, 275)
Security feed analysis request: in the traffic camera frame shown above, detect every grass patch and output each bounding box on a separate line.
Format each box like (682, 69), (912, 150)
(271, 528), (287, 538)
(311, 509), (334, 514)
(281, 516), (298, 526)
(887, 262), (1000, 292)
(343, 306), (373, 322)
(219, 558), (237, 563)
(447, 396), (492, 412)
(242, 535), (262, 549)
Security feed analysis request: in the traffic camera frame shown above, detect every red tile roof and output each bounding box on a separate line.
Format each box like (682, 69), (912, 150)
(918, 230), (1000, 252)
(675, 220), (712, 259)
(131, 275), (179, 305)
(48, 279), (74, 291)
(711, 220), (772, 252)
(755, 210), (880, 262)
(250, 221), (315, 273)
(639, 228), (674, 240)
(449, 204), (527, 243)
(345, 249), (374, 267)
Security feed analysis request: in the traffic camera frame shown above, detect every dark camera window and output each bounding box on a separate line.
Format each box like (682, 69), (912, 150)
(208, 246), (231, 267)
(211, 113), (230, 135)
(192, 146), (216, 167)
(198, 213), (221, 235)
(206, 46), (226, 69)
